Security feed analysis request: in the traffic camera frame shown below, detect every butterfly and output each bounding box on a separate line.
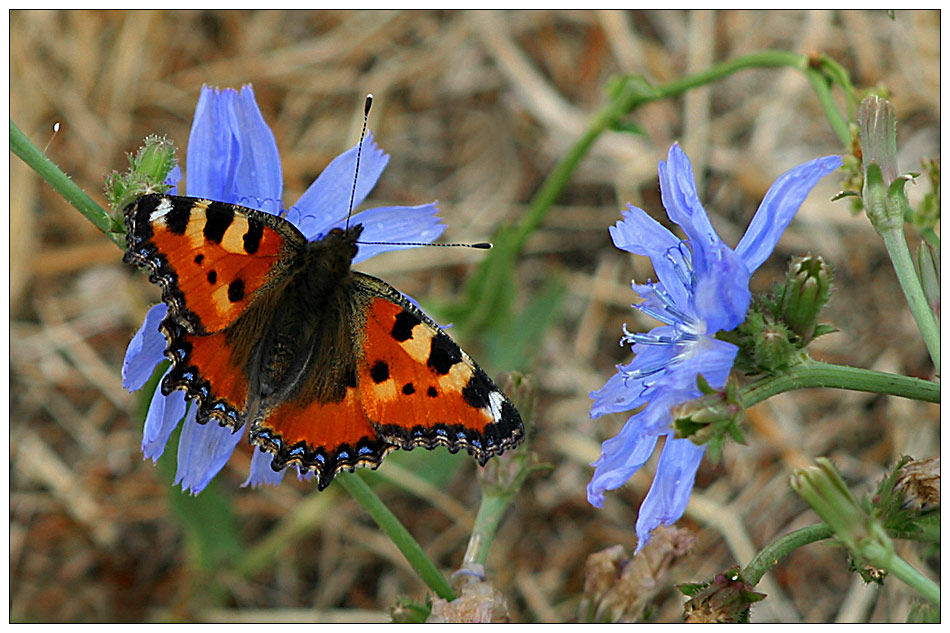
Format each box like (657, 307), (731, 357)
(123, 193), (524, 489)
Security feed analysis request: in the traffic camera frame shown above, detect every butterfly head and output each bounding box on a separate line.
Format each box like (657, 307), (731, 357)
(305, 223), (365, 275)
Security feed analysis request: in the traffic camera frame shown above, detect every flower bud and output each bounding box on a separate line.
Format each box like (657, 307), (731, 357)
(584, 528), (695, 623)
(779, 255), (834, 342)
(858, 95), (898, 185)
(427, 573), (510, 623)
(680, 566), (766, 623)
(858, 96), (908, 233)
(105, 134), (178, 217)
(751, 321), (796, 372)
(791, 458), (895, 569)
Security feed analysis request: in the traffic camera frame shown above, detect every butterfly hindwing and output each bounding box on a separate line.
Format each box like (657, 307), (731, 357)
(353, 273), (524, 463)
(160, 319), (248, 428)
(248, 382), (395, 490)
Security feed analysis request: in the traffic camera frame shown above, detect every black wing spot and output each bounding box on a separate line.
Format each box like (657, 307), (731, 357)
(165, 201), (191, 235)
(207, 270), (217, 284)
(228, 279), (245, 303)
(391, 311), (421, 342)
(203, 203), (234, 244)
(244, 218), (264, 254)
(370, 360), (390, 384)
(402, 383), (415, 395)
(194, 253), (205, 265)
(462, 371), (492, 410)
(427, 386), (438, 398)
(427, 334), (461, 375)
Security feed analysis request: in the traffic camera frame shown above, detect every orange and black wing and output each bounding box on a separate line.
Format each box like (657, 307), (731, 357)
(248, 382), (396, 490)
(124, 194), (306, 427)
(245, 271), (524, 489)
(353, 273), (524, 463)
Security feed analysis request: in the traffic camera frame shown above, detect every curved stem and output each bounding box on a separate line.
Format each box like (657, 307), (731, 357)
(743, 523), (833, 586)
(336, 472), (455, 601)
(511, 50), (811, 257)
(741, 360), (940, 408)
(10, 118), (121, 246)
(805, 67), (851, 146)
(461, 51), (817, 335)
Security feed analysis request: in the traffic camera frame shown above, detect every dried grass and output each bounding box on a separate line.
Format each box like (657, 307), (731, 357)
(10, 9), (939, 623)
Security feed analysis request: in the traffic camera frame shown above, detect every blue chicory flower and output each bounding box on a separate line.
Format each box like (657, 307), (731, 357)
(589, 143), (842, 551)
(122, 85), (444, 494)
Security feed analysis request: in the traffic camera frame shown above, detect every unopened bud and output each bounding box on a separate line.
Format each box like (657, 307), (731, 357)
(105, 134), (178, 218)
(680, 566), (766, 623)
(779, 255), (834, 342)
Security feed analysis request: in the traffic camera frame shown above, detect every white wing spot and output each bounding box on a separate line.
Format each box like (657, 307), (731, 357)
(488, 391), (505, 422)
(149, 197), (174, 222)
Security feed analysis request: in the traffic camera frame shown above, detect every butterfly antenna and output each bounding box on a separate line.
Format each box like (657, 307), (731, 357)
(349, 94), (492, 253)
(359, 239), (493, 250)
(346, 94), (373, 231)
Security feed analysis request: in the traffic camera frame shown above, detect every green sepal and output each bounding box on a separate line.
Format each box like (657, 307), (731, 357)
(105, 134), (178, 219)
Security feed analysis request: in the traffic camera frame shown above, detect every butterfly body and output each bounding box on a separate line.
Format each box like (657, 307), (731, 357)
(124, 193), (523, 489)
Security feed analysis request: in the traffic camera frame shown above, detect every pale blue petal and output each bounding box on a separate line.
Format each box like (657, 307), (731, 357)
(587, 429), (658, 507)
(691, 246), (751, 333)
(122, 303), (168, 392)
(658, 144), (723, 275)
(675, 338), (739, 393)
(230, 85), (284, 206)
(609, 204), (680, 256)
(290, 132), (389, 236)
(243, 447), (286, 488)
(589, 335), (684, 418)
(589, 369), (644, 418)
(634, 436), (705, 552)
(350, 203), (444, 263)
(186, 86), (240, 200)
(174, 412), (245, 495)
(610, 205), (691, 309)
(141, 379), (187, 462)
(735, 154), (842, 272)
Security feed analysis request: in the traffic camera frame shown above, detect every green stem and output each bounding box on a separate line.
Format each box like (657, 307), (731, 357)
(336, 471), (455, 601)
(804, 67), (851, 146)
(878, 226), (941, 373)
(460, 51), (858, 337)
(864, 540), (940, 607)
(10, 119), (121, 246)
(461, 492), (513, 569)
(512, 50), (811, 256)
(463, 51), (817, 334)
(743, 523), (833, 586)
(741, 360), (940, 407)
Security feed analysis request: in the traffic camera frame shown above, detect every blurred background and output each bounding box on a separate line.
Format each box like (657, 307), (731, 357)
(9, 10), (939, 623)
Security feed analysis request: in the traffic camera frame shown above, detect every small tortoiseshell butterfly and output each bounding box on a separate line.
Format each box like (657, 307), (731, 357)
(123, 194), (524, 489)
